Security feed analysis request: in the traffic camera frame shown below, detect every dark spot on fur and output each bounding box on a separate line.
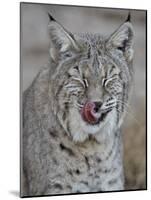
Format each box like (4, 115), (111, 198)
(73, 65), (79, 72)
(117, 46), (124, 52)
(76, 169), (80, 174)
(87, 45), (91, 58)
(98, 168), (111, 174)
(66, 121), (71, 135)
(62, 112), (66, 121)
(66, 185), (72, 190)
(96, 157), (102, 163)
(52, 157), (58, 165)
(53, 183), (63, 190)
(60, 143), (75, 156)
(104, 169), (109, 173)
(49, 129), (57, 138)
(46, 168), (49, 174)
(67, 170), (73, 175)
(55, 84), (64, 99)
(84, 156), (90, 169)
(62, 103), (68, 121)
(81, 181), (88, 185)
(108, 178), (118, 185)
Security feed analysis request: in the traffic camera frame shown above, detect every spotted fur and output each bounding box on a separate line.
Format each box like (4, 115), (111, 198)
(21, 14), (134, 196)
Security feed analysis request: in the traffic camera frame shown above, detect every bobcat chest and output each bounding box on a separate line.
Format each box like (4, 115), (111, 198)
(47, 135), (106, 193)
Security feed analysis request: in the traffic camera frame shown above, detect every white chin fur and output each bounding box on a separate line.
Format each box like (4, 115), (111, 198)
(68, 107), (117, 143)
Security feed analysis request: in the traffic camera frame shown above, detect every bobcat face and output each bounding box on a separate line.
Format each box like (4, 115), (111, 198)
(49, 16), (134, 142)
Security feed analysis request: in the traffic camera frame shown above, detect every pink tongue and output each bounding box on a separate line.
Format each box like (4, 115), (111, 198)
(81, 101), (98, 124)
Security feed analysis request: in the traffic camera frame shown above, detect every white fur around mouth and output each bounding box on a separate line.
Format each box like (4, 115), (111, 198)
(68, 106), (117, 142)
(81, 108), (112, 126)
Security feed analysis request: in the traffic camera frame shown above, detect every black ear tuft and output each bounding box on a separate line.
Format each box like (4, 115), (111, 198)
(47, 12), (55, 21)
(126, 12), (131, 22)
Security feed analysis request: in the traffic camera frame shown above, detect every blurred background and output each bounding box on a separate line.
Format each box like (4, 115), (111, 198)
(21, 3), (146, 190)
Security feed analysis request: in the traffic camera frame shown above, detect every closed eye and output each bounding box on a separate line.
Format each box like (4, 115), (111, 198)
(102, 77), (107, 87)
(103, 73), (119, 84)
(83, 79), (88, 88)
(71, 77), (85, 88)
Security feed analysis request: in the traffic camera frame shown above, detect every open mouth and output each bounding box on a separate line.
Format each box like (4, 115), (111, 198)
(80, 101), (111, 125)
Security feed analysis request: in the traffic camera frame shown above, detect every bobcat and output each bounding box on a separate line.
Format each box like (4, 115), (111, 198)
(21, 13), (134, 196)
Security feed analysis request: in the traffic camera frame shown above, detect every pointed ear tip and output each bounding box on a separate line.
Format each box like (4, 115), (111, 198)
(126, 12), (131, 22)
(47, 12), (55, 21)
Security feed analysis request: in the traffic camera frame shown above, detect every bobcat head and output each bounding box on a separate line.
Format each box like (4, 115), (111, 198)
(48, 14), (134, 143)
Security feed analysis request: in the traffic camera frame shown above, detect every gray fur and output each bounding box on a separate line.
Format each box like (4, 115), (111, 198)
(21, 15), (134, 196)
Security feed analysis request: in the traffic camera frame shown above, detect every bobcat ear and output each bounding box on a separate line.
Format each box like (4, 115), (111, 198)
(48, 13), (79, 61)
(106, 14), (134, 62)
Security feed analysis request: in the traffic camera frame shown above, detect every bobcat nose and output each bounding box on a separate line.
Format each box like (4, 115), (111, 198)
(81, 101), (103, 124)
(93, 101), (103, 112)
